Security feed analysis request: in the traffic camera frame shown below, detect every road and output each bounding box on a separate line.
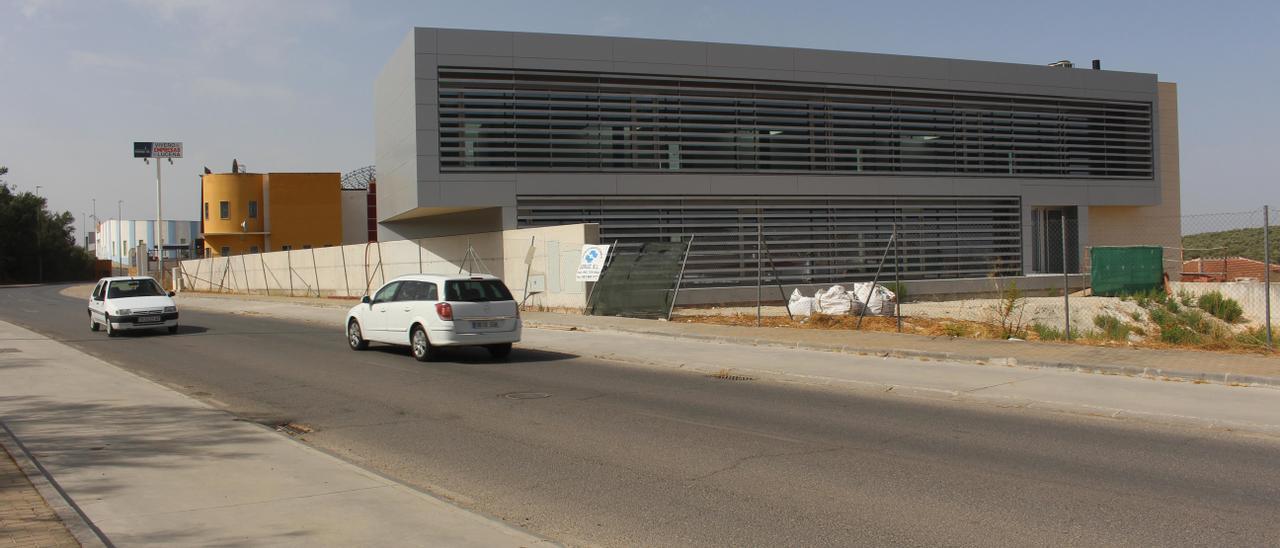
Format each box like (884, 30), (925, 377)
(3, 284), (1279, 547)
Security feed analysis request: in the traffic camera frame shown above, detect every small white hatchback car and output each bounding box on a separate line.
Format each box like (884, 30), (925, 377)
(346, 274), (522, 361)
(88, 276), (179, 336)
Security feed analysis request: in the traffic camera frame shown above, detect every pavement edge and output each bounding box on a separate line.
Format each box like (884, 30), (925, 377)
(0, 421), (111, 548)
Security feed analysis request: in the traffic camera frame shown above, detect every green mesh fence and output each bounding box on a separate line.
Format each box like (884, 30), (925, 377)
(1090, 246), (1164, 296)
(589, 242), (687, 318)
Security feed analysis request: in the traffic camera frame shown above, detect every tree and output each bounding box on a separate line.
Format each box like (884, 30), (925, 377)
(0, 166), (95, 283)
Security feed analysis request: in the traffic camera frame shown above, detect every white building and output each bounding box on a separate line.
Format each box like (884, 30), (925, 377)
(95, 219), (200, 267)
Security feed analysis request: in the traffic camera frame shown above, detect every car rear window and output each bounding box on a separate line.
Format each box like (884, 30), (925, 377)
(108, 279), (165, 299)
(445, 280), (514, 302)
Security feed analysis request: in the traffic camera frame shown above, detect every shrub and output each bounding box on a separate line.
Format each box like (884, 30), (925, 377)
(1197, 291), (1244, 323)
(1093, 314), (1133, 341)
(1160, 324), (1202, 345)
(991, 281), (1028, 339)
(1149, 307), (1176, 332)
(1129, 310), (1144, 322)
(941, 322), (968, 338)
(1235, 327), (1278, 347)
(1177, 290), (1195, 308)
(1032, 322), (1065, 341)
(1164, 300), (1180, 313)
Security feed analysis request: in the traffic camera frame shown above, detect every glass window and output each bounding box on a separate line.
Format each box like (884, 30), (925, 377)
(220, 246), (230, 256)
(107, 279), (165, 299)
(395, 281), (438, 302)
(302, 244), (311, 249)
(445, 279), (514, 302)
(281, 245), (292, 251)
(248, 201), (258, 219)
(219, 201), (229, 219)
(204, 202), (209, 219)
(372, 281), (401, 303)
(249, 246), (259, 254)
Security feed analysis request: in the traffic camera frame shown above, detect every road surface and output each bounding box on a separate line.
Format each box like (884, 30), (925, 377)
(2, 284), (1278, 546)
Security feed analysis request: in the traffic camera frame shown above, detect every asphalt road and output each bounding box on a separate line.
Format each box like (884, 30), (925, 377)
(4, 284), (1280, 547)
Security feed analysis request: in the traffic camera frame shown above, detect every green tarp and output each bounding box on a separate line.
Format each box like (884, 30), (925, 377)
(1090, 246), (1163, 296)
(589, 242), (687, 319)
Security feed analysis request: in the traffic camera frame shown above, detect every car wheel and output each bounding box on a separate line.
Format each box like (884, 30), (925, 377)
(348, 320), (368, 351)
(168, 325), (179, 334)
(410, 326), (435, 362)
(486, 343), (513, 360)
(105, 315), (118, 337)
(90, 314), (100, 332)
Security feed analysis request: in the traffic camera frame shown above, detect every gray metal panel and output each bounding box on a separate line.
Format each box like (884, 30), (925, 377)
(611, 37), (707, 64)
(707, 43), (794, 70)
(436, 28), (513, 56)
(439, 181), (517, 207)
(374, 31), (419, 221)
(518, 195), (1024, 287)
(512, 32), (613, 61)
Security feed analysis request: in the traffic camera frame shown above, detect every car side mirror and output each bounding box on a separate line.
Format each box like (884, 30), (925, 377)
(168, 291), (176, 297)
(361, 295), (372, 305)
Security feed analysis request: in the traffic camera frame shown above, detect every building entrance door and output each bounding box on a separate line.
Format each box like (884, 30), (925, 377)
(1031, 207), (1079, 274)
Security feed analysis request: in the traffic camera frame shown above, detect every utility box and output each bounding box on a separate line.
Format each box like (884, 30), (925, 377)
(1090, 246), (1164, 296)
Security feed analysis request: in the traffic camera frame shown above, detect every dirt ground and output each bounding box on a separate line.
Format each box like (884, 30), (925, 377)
(677, 296), (1147, 331)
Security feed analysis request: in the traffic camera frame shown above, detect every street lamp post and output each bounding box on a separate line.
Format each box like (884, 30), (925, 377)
(117, 200), (123, 276)
(35, 185), (43, 283)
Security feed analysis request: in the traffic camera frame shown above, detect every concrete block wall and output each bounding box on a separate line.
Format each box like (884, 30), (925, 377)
(180, 223), (600, 309)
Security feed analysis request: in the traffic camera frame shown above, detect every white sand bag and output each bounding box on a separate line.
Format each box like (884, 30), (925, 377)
(787, 288), (816, 317)
(815, 285), (852, 315)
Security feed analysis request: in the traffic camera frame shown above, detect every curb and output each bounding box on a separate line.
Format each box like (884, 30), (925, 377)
(0, 422), (111, 548)
(524, 321), (1280, 389)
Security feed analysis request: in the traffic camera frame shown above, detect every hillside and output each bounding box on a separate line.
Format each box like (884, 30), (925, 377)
(1182, 226), (1279, 261)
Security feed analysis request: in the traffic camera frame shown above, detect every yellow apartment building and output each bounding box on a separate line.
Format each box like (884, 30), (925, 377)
(201, 171), (343, 257)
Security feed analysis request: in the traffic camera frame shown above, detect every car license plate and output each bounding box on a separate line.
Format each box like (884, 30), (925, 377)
(139, 315), (162, 323)
(471, 320), (499, 329)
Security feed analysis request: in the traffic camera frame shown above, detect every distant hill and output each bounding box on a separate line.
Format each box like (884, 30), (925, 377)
(1182, 226), (1279, 261)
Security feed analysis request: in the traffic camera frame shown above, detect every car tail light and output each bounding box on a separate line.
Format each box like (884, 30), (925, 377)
(436, 302), (453, 321)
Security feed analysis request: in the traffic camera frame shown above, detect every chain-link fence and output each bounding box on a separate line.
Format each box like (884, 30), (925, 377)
(667, 207), (1276, 353)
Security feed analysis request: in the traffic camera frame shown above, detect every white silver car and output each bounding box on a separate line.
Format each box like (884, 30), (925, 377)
(346, 274), (522, 361)
(88, 276), (179, 336)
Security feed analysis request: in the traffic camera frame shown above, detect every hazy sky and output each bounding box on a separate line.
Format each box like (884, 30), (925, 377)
(2, 0), (1277, 231)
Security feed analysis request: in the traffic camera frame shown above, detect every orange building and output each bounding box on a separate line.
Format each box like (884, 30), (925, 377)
(200, 171), (343, 257)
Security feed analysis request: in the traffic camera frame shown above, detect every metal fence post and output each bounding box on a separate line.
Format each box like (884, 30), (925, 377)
(667, 235), (695, 321)
(1063, 218), (1071, 341)
(1266, 205), (1272, 350)
(756, 215), (763, 328)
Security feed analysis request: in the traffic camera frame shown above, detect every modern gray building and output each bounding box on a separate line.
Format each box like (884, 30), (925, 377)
(375, 28), (1179, 292)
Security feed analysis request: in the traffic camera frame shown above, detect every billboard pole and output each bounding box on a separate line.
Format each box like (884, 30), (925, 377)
(156, 159), (163, 287)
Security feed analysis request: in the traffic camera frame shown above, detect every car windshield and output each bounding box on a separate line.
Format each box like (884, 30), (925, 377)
(107, 279), (166, 299)
(445, 280), (514, 302)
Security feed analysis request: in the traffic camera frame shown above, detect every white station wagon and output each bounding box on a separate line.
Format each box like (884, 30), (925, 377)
(88, 276), (179, 336)
(346, 274), (522, 361)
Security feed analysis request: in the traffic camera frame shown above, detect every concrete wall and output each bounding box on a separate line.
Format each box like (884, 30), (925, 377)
(341, 190), (369, 245)
(1086, 82), (1182, 274)
(1170, 281), (1279, 325)
(179, 223), (600, 309)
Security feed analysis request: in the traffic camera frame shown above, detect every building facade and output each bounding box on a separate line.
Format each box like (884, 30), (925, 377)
(200, 171), (345, 257)
(95, 219), (200, 266)
(374, 28), (1180, 289)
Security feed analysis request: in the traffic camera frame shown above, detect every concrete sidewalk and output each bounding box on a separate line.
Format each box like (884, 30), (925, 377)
(523, 312), (1280, 387)
(0, 319), (546, 547)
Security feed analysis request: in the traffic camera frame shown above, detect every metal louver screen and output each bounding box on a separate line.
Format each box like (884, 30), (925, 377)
(518, 196), (1023, 287)
(439, 68), (1152, 178)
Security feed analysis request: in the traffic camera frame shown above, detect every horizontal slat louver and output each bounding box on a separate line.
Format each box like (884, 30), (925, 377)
(439, 68), (1152, 178)
(518, 196), (1023, 287)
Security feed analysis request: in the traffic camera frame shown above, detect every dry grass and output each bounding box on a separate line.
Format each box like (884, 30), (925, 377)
(672, 312), (1280, 357)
